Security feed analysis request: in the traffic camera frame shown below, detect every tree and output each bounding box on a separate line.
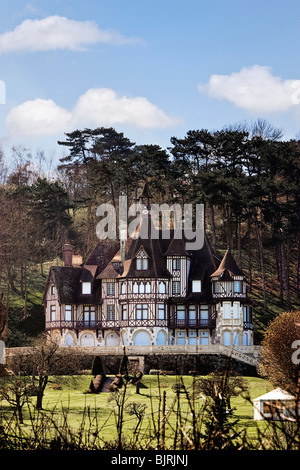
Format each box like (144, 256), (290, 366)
(0, 379), (29, 424)
(194, 371), (248, 449)
(259, 311), (300, 395)
(26, 333), (81, 409)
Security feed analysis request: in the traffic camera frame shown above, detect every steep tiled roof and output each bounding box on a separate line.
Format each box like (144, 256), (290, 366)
(210, 249), (244, 278)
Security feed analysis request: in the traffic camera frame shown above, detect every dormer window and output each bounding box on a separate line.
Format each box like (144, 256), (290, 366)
(82, 282), (91, 295)
(136, 249), (148, 270)
(192, 280), (201, 293)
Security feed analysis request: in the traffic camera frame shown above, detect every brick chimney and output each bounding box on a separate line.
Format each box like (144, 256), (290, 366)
(63, 243), (74, 267)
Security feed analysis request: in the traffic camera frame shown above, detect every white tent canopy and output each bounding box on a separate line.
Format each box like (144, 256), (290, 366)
(253, 387), (299, 420)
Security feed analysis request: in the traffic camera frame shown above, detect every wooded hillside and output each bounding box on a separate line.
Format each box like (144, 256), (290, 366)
(0, 121), (299, 346)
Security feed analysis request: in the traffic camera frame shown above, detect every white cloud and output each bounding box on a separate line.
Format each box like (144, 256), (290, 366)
(0, 15), (140, 54)
(5, 98), (72, 137)
(198, 65), (300, 114)
(72, 88), (180, 129)
(5, 88), (181, 139)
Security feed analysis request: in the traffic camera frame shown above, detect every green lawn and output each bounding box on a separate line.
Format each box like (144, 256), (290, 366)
(0, 374), (273, 449)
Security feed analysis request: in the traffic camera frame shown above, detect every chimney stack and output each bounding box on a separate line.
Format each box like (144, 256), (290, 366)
(63, 243), (74, 266)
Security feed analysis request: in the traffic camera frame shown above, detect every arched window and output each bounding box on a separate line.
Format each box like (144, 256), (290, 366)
(158, 281), (166, 294)
(223, 331), (231, 346)
(134, 331), (151, 345)
(157, 331), (166, 345)
(133, 282), (139, 293)
(233, 331), (239, 345)
(243, 332), (249, 346)
(121, 282), (127, 294)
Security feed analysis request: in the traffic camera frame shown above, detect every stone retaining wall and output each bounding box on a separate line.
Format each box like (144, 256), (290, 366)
(5, 344), (261, 376)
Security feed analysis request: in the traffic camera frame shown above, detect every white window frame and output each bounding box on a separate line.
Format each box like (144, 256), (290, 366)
(173, 258), (180, 270)
(176, 305), (185, 320)
(173, 281), (181, 295)
(192, 280), (201, 293)
(200, 331), (209, 345)
(107, 305), (115, 321)
(223, 302), (231, 319)
(50, 305), (56, 321)
(158, 303), (165, 320)
(158, 281), (166, 294)
(82, 282), (92, 295)
(107, 282), (115, 296)
(121, 304), (128, 320)
(65, 305), (72, 321)
(136, 303), (148, 320)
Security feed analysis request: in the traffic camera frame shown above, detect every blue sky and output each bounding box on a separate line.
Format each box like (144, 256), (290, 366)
(1, 0), (300, 166)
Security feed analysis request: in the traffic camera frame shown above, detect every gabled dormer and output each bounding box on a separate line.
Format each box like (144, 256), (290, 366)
(135, 247), (149, 271)
(211, 249), (246, 298)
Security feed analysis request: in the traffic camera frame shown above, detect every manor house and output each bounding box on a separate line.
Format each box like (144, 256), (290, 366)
(43, 183), (253, 349)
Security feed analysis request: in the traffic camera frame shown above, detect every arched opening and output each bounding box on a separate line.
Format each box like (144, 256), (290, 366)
(105, 332), (119, 346)
(80, 333), (95, 346)
(223, 331), (231, 346)
(157, 330), (166, 345)
(133, 331), (151, 346)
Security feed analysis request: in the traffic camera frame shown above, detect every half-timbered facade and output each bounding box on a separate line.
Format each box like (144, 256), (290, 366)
(43, 184), (254, 348)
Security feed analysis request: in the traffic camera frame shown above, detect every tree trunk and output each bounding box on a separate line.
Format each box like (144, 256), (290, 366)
(279, 230), (292, 310)
(253, 213), (267, 310)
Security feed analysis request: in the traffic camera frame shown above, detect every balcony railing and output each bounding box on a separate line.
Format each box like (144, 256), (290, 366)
(168, 318), (216, 329)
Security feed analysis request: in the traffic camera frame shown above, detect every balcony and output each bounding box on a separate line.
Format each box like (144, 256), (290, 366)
(168, 318), (216, 329)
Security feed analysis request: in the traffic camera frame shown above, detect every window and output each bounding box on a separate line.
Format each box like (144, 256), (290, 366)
(65, 305), (72, 321)
(82, 282), (91, 295)
(200, 305), (209, 325)
(200, 331), (209, 345)
(173, 281), (181, 295)
(188, 305), (196, 326)
(158, 303), (165, 320)
(158, 281), (166, 294)
(84, 305), (95, 326)
(51, 285), (55, 295)
(157, 331), (166, 346)
(107, 305), (115, 321)
(233, 302), (240, 319)
(107, 282), (115, 296)
(133, 282), (139, 293)
(223, 302), (231, 319)
(176, 331), (186, 345)
(189, 331), (197, 345)
(121, 304), (127, 320)
(176, 305), (185, 321)
(233, 331), (239, 345)
(234, 280), (243, 293)
(213, 282), (221, 294)
(136, 304), (148, 320)
(223, 331), (231, 346)
(136, 257), (148, 270)
(192, 280), (201, 293)
(243, 306), (253, 323)
(145, 281), (151, 293)
(121, 282), (127, 294)
(50, 305), (56, 321)
(173, 258), (180, 270)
